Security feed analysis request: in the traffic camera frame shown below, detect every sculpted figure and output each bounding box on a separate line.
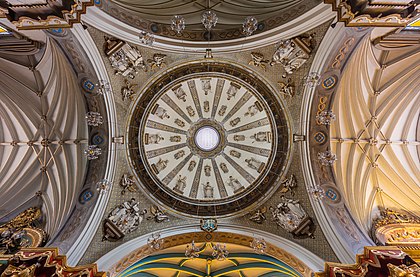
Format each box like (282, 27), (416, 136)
(230, 117), (241, 127)
(227, 176), (244, 193)
(250, 131), (272, 143)
(270, 35), (314, 75)
(249, 207), (267, 224)
(270, 196), (308, 232)
(244, 102), (262, 116)
(201, 78), (212, 95)
(203, 182), (214, 199)
(152, 105), (170, 119)
(226, 83), (240, 100)
(220, 163), (229, 173)
(245, 157), (265, 173)
(145, 133), (164, 144)
(172, 85), (187, 102)
(186, 106), (195, 117)
(173, 175), (187, 194)
(204, 165), (212, 177)
(249, 52), (269, 71)
(188, 160), (197, 171)
(174, 150), (185, 160)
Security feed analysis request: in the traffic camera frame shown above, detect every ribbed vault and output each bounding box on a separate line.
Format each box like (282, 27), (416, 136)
(330, 34), (420, 233)
(0, 38), (88, 238)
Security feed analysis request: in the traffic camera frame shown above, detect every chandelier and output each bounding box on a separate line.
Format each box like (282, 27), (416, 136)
(304, 72), (321, 88)
(201, 10), (218, 31)
(147, 233), (164, 250)
(139, 31), (155, 46)
(250, 237), (267, 254)
(85, 111), (103, 126)
(316, 110), (336, 125)
(171, 15), (186, 34)
(185, 241), (200, 259)
(317, 151), (337, 166)
(242, 16), (258, 36)
(309, 185), (325, 200)
(96, 179), (111, 194)
(84, 145), (101, 160)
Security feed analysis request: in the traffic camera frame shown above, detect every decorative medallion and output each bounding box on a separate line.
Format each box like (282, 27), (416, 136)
(314, 131), (327, 145)
(127, 61), (290, 217)
(321, 75), (337, 90)
(79, 189), (94, 204)
(200, 219), (218, 233)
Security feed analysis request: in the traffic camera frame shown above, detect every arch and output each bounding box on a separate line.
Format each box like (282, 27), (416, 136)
(96, 224), (324, 277)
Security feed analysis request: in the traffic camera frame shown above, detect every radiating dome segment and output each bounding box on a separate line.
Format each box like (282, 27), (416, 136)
(127, 61), (290, 217)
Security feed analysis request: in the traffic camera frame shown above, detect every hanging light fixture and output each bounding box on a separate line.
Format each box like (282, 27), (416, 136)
(201, 10), (218, 31)
(147, 232), (164, 250)
(242, 16), (258, 36)
(185, 240), (200, 259)
(85, 112), (103, 126)
(212, 243), (229, 261)
(250, 237), (267, 254)
(304, 72), (321, 88)
(171, 15), (186, 34)
(96, 80), (110, 95)
(139, 31), (155, 46)
(84, 145), (102, 160)
(316, 110), (336, 125)
(309, 185), (325, 200)
(96, 179), (111, 194)
(317, 150), (337, 166)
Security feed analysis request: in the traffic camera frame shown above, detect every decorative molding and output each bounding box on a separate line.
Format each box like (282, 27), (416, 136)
(65, 24), (117, 266)
(299, 23), (374, 263)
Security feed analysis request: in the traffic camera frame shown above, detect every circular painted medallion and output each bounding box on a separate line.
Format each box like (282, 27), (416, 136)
(128, 61), (290, 217)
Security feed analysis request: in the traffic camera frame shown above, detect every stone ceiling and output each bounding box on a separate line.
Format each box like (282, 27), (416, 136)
(78, 19), (339, 266)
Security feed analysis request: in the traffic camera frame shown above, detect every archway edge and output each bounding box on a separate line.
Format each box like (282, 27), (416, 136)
(96, 224), (325, 277)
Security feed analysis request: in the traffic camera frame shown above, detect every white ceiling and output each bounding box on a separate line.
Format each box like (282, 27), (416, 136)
(331, 34), (420, 233)
(0, 38), (88, 238)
